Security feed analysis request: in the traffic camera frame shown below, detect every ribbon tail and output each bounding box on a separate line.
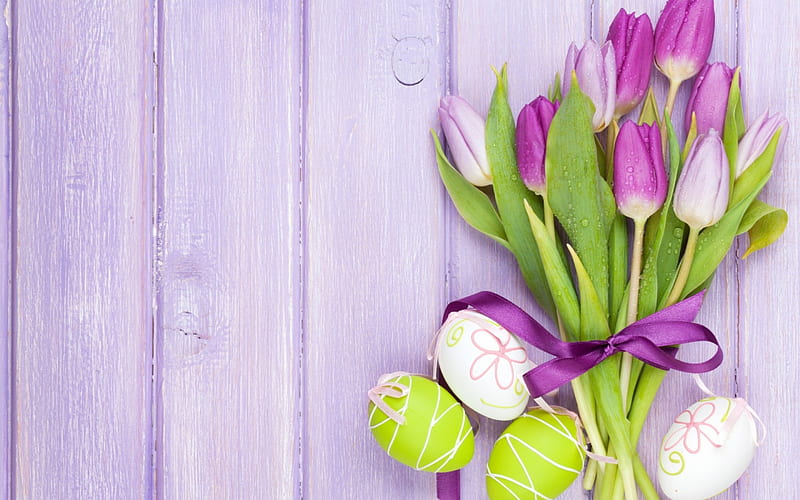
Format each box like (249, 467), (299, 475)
(436, 471), (460, 500)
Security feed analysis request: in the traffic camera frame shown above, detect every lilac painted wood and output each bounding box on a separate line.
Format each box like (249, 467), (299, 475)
(304, 1), (448, 498)
(4, 1), (800, 498)
(156, 1), (301, 498)
(0, 9), (9, 499)
(737, 3), (800, 497)
(12, 1), (154, 497)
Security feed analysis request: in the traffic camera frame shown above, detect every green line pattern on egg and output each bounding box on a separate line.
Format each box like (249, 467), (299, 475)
(369, 374), (474, 472)
(486, 408), (585, 499)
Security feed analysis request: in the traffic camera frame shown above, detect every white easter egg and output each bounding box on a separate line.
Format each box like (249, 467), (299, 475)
(657, 397), (758, 499)
(436, 310), (533, 420)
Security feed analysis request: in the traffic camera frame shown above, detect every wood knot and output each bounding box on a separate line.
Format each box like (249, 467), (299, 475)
(392, 37), (428, 86)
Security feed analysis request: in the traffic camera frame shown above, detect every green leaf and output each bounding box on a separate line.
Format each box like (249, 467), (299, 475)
(608, 213), (628, 329)
(432, 131), (510, 250)
(682, 131), (779, 296)
(734, 84), (746, 141)
(545, 74), (616, 314)
(548, 72), (562, 103)
(738, 199), (788, 258)
(639, 119), (685, 318)
(722, 69), (742, 198)
(682, 113), (698, 162)
(524, 201), (580, 339)
(486, 64), (556, 319)
(568, 245), (610, 341)
(637, 87), (660, 126)
(731, 130), (781, 207)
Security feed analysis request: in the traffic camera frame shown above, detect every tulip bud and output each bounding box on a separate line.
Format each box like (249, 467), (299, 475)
(736, 110), (788, 178)
(562, 40), (617, 132)
(685, 62), (735, 135)
(516, 97), (558, 195)
(606, 9), (655, 118)
(654, 0), (715, 83)
(613, 121), (667, 221)
(674, 130), (730, 230)
(438, 96), (492, 186)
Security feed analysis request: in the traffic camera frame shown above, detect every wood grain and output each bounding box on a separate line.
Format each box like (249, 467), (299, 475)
(155, 1), (301, 498)
(12, 1), (154, 497)
(3, 1), (799, 498)
(303, 1), (448, 498)
(0, 9), (9, 499)
(736, 2), (800, 497)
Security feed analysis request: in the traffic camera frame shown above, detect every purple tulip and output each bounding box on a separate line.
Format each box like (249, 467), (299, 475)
(654, 0), (715, 83)
(613, 121), (667, 221)
(438, 96), (492, 186)
(562, 40), (617, 132)
(674, 130), (730, 229)
(606, 9), (655, 118)
(516, 97), (558, 195)
(685, 62), (735, 135)
(736, 110), (789, 178)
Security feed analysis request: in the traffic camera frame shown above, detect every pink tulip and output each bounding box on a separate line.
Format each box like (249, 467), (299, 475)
(613, 121), (667, 221)
(516, 96), (558, 195)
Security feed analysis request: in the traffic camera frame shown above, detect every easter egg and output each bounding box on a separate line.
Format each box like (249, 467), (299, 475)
(368, 373), (474, 472)
(657, 397), (758, 499)
(486, 408), (585, 499)
(436, 309), (534, 421)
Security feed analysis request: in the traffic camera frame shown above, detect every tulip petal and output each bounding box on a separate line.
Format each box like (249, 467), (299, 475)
(654, 0), (715, 81)
(614, 121), (667, 220)
(674, 130), (729, 229)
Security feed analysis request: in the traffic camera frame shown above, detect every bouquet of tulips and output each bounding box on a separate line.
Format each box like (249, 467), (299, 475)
(433, 0), (787, 498)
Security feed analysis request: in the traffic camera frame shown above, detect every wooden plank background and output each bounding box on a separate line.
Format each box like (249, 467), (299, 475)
(2, 0), (798, 498)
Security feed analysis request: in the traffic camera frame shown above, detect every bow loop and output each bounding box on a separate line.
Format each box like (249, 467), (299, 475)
(444, 291), (723, 399)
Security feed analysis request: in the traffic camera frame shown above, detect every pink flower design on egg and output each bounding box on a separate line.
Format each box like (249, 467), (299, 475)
(469, 329), (528, 390)
(663, 401), (722, 454)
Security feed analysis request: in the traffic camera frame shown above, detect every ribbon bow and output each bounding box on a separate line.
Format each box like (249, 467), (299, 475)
(442, 291), (722, 399)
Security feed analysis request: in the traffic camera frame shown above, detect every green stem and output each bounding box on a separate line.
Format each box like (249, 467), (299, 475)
(588, 363), (638, 500)
(666, 226), (701, 306)
(619, 219), (646, 413)
(598, 442), (617, 500)
(611, 452), (660, 500)
(583, 456), (599, 491)
(572, 375), (606, 470)
(543, 194), (556, 241)
(633, 453), (660, 500)
(664, 78), (682, 119)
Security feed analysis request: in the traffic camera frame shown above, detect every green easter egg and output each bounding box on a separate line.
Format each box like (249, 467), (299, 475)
(368, 374), (474, 472)
(486, 408), (585, 499)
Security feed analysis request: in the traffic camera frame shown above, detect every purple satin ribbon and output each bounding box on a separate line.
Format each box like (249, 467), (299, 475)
(442, 290), (722, 399)
(436, 470), (459, 500)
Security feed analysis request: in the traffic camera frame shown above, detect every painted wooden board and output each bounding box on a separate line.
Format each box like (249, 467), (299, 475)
(12, 1), (154, 497)
(0, 10), (9, 500)
(736, 2), (800, 497)
(3, 0), (800, 499)
(155, 1), (301, 498)
(303, 1), (448, 498)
